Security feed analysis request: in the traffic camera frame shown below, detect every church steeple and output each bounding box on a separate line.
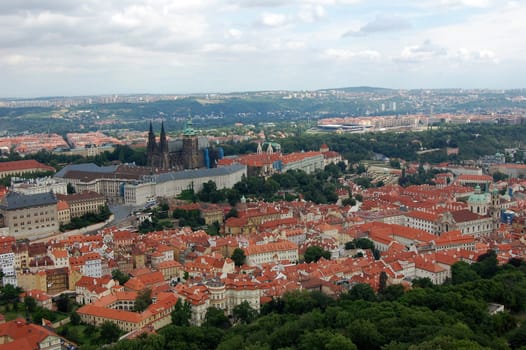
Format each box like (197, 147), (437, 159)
(160, 121), (168, 153)
(147, 121), (157, 153)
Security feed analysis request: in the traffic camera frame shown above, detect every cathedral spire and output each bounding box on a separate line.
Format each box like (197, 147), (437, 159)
(160, 121), (168, 153)
(147, 121), (157, 153)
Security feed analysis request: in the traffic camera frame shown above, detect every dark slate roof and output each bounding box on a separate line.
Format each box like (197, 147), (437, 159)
(0, 191), (57, 210)
(54, 163), (118, 178)
(148, 164), (246, 184)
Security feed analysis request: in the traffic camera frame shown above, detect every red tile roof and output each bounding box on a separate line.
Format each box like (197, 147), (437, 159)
(0, 160), (55, 173)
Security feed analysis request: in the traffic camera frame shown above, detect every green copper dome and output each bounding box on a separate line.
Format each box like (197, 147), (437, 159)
(183, 119), (196, 136)
(468, 185), (490, 204)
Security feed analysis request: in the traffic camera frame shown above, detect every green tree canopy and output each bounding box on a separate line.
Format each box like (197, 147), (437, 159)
(304, 245), (331, 263)
(231, 248), (246, 267)
(171, 299), (192, 326)
(134, 288), (152, 312)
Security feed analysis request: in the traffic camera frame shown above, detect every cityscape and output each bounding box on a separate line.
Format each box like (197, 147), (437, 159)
(1, 1), (526, 350)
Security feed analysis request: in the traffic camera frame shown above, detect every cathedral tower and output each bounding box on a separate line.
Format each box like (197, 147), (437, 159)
(146, 121), (157, 168)
(182, 119), (200, 169)
(159, 121), (170, 169)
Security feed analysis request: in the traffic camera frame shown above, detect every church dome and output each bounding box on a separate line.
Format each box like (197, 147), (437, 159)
(468, 185), (490, 204)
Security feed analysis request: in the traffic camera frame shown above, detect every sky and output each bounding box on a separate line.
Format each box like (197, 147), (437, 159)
(0, 0), (525, 97)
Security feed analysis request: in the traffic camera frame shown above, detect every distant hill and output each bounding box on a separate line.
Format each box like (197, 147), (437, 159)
(317, 86), (395, 94)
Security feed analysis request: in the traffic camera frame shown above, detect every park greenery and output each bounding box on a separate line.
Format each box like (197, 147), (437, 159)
(223, 123), (526, 164)
(303, 245), (331, 263)
(99, 254), (526, 350)
(231, 248), (246, 267)
(134, 288), (153, 312)
(59, 205), (112, 232)
(138, 203), (174, 233)
(345, 238), (381, 260)
(192, 164), (348, 206)
(172, 208), (205, 229)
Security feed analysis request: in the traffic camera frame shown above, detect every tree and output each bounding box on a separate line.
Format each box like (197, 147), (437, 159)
(378, 271), (388, 293)
(112, 269), (130, 285)
(507, 322), (526, 349)
(203, 307), (230, 329)
(299, 329), (357, 350)
(33, 307), (56, 324)
(232, 301), (257, 324)
(342, 197), (357, 206)
(473, 250), (499, 278)
(353, 238), (375, 250)
(231, 248), (246, 267)
(67, 183), (76, 194)
(380, 285), (405, 302)
(493, 171), (509, 182)
(347, 319), (383, 350)
(226, 207), (238, 219)
(304, 245), (331, 263)
(171, 299), (192, 326)
(70, 311), (81, 326)
(134, 288), (152, 312)
(0, 284), (22, 305)
(451, 261), (480, 285)
(56, 293), (72, 313)
(206, 221), (221, 236)
(412, 277), (434, 288)
(99, 321), (121, 344)
(346, 283), (376, 302)
(24, 296), (37, 313)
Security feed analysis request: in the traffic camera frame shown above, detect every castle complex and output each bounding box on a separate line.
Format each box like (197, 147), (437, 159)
(146, 120), (206, 170)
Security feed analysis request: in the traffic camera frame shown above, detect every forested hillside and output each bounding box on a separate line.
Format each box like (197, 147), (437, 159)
(100, 254), (526, 350)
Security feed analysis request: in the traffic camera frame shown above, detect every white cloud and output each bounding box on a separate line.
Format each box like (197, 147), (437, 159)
(438, 0), (491, 8)
(298, 4), (326, 22)
(0, 0), (523, 96)
(226, 28), (243, 39)
(448, 48), (499, 63)
(343, 15), (411, 37)
(396, 40), (446, 63)
(2, 54), (41, 65)
(325, 48), (381, 60)
(259, 12), (288, 27)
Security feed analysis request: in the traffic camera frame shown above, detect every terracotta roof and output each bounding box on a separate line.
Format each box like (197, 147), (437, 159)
(56, 200), (69, 211)
(56, 190), (105, 203)
(245, 240), (297, 256)
(451, 209), (488, 223)
(0, 160), (55, 173)
(0, 318), (59, 350)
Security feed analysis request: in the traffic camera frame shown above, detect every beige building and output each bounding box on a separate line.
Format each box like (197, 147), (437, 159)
(17, 270), (47, 292)
(56, 191), (106, 218)
(77, 292), (178, 333)
(56, 200), (71, 225)
(244, 240), (299, 266)
(124, 164), (247, 205)
(55, 163), (247, 206)
(0, 159), (55, 178)
(0, 192), (59, 239)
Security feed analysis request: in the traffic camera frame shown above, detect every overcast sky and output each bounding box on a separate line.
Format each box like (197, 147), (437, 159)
(1, 0), (525, 97)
